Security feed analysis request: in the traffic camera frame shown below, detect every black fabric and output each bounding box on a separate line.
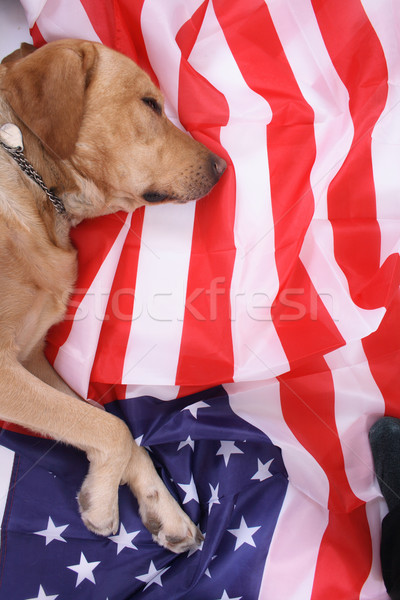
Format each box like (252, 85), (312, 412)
(381, 505), (400, 600)
(370, 417), (400, 599)
(369, 417), (400, 512)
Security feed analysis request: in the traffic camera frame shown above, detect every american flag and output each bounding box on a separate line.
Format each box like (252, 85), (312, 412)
(0, 0), (399, 598)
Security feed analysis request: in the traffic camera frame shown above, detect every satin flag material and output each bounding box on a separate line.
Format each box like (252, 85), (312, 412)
(1, 0), (400, 598)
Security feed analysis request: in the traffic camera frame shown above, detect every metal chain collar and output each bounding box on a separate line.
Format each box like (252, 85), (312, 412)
(0, 140), (67, 216)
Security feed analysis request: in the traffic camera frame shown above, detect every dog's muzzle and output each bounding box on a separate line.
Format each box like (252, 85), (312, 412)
(143, 152), (227, 205)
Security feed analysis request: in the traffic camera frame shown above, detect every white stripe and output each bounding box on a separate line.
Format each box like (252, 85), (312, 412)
(258, 484), (328, 600)
(0, 446), (15, 546)
(122, 203), (196, 384)
(121, 0), (207, 385)
(326, 341), (385, 503)
(300, 229), (385, 341)
(141, 0), (204, 122)
(188, 1), (288, 381)
(325, 345), (388, 599)
(35, 0), (100, 42)
(19, 0), (47, 28)
(268, 0), (386, 342)
(360, 500), (390, 600)
(125, 384), (179, 401)
(54, 213), (132, 398)
(267, 0), (352, 222)
(226, 379), (330, 506)
(360, 0), (400, 265)
(227, 378), (329, 599)
(360, 500), (389, 600)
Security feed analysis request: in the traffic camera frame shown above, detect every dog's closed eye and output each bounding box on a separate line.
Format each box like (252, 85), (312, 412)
(142, 96), (162, 115)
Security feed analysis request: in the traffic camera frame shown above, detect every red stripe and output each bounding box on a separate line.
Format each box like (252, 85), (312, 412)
(280, 357), (356, 512)
(0, 422), (42, 437)
(215, 0), (345, 364)
(89, 209), (145, 391)
(87, 382), (127, 405)
(279, 357), (372, 598)
(45, 214), (127, 365)
(175, 1), (208, 58)
(30, 24), (46, 47)
(80, 0), (117, 48)
(312, 0), (398, 309)
(174, 11), (235, 387)
(272, 261), (345, 366)
(178, 384), (212, 399)
(112, 0), (159, 85)
(311, 508), (372, 600)
(33, 0), (158, 83)
(363, 290), (400, 417)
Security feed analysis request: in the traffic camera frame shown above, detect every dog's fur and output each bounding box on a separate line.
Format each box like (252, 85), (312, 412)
(0, 39), (225, 553)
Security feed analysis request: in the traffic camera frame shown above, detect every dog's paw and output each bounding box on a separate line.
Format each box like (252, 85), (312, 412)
(77, 483), (119, 537)
(139, 488), (203, 554)
(151, 518), (204, 554)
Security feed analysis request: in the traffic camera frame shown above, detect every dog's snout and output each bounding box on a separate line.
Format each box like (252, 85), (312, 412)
(210, 153), (227, 180)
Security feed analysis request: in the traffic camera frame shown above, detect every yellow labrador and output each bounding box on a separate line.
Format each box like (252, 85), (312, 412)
(0, 39), (226, 553)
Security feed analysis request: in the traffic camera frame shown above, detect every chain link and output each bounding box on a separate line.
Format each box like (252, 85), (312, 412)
(0, 141), (67, 216)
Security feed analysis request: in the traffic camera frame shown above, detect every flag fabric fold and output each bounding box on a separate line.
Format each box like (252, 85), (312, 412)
(0, 389), (288, 599)
(1, 0), (399, 598)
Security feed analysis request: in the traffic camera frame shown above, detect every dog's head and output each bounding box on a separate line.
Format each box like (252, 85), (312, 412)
(1, 39), (226, 216)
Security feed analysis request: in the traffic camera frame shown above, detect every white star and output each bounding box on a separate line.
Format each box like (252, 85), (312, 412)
(251, 458), (274, 482)
(34, 517), (68, 545)
(109, 523), (140, 554)
(25, 585), (58, 600)
(216, 441), (244, 466)
(177, 475), (199, 504)
(217, 591), (242, 600)
(135, 434), (144, 445)
(135, 561), (170, 590)
(228, 517), (261, 550)
(208, 483), (221, 513)
(178, 435), (195, 451)
(67, 552), (100, 587)
(182, 401), (209, 418)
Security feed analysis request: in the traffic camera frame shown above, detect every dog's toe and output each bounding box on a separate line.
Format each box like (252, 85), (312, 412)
(81, 512), (118, 537)
(77, 488), (119, 537)
(162, 524), (204, 554)
(140, 491), (203, 554)
(150, 519), (203, 554)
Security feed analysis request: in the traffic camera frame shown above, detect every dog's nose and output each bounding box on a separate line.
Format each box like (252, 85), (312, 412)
(210, 153), (227, 180)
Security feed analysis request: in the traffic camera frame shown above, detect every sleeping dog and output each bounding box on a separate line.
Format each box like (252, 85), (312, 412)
(0, 39), (226, 553)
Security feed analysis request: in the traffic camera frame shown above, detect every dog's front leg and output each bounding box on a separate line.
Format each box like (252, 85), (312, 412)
(1, 355), (132, 535)
(23, 342), (82, 400)
(0, 356), (202, 551)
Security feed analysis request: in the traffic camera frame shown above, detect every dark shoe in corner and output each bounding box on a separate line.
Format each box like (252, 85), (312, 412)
(369, 417), (400, 512)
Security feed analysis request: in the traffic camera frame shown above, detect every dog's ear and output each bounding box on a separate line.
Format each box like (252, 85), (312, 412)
(2, 40), (97, 159)
(1, 43), (37, 65)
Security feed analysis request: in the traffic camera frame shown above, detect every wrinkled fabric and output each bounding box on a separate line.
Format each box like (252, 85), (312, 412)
(0, 1), (399, 598)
